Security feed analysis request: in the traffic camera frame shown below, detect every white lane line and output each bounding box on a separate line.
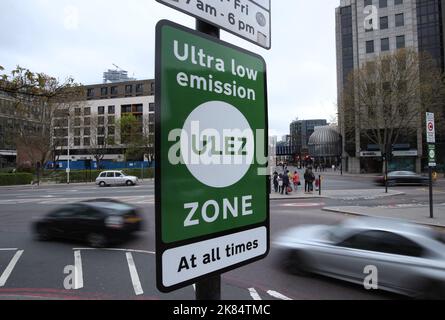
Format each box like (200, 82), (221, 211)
(267, 290), (292, 300)
(126, 252), (144, 296)
(0, 250), (24, 287)
(72, 248), (155, 255)
(0, 248), (18, 251)
(74, 250), (84, 289)
(248, 288), (262, 300)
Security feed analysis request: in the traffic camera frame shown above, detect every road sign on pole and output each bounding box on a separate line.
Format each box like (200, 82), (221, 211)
(156, 0), (271, 49)
(155, 20), (269, 292)
(428, 144), (436, 167)
(426, 112), (435, 144)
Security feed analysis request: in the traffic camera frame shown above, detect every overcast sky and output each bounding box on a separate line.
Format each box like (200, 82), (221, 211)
(0, 0), (339, 138)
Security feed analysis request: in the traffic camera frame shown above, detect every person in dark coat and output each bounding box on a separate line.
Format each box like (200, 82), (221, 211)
(282, 170), (290, 195)
(273, 171), (279, 193)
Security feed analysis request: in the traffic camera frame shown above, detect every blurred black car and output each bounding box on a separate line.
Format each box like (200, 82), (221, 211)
(375, 171), (429, 186)
(33, 200), (143, 247)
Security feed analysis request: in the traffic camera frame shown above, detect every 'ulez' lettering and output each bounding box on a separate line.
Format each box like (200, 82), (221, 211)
(173, 39), (258, 101)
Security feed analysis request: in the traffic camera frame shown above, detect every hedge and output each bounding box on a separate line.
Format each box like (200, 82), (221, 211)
(44, 168), (155, 184)
(0, 173), (34, 186)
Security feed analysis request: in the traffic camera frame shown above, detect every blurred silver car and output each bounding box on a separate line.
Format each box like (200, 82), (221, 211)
(96, 171), (138, 187)
(275, 217), (445, 299)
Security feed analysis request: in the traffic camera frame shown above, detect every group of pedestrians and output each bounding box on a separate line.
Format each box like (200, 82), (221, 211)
(272, 167), (316, 195)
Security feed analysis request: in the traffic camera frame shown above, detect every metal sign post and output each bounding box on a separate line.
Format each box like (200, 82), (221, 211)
(426, 113), (436, 219)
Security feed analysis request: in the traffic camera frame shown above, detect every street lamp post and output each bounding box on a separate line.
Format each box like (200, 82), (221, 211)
(67, 112), (70, 184)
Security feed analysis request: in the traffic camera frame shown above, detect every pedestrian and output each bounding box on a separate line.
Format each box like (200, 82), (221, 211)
(278, 174), (283, 194)
(308, 168), (315, 193)
(293, 171), (300, 191)
(304, 168), (309, 193)
(273, 171), (279, 193)
(282, 171), (290, 195)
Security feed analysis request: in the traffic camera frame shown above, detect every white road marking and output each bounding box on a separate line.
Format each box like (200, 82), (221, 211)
(248, 288), (262, 300)
(0, 248), (18, 251)
(74, 250), (84, 289)
(126, 252), (144, 296)
(267, 290), (292, 300)
(192, 284), (196, 292)
(72, 248), (155, 255)
(0, 250), (24, 287)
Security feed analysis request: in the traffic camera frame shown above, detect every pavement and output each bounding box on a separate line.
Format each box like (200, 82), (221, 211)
(270, 189), (405, 201)
(323, 204), (445, 228)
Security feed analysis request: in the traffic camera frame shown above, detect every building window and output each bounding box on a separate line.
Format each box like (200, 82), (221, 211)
(125, 85), (133, 94)
(101, 87), (108, 96)
(98, 117), (105, 125)
(364, 0), (372, 7)
(395, 13), (404, 27)
(74, 128), (81, 136)
(379, 0), (387, 8)
(98, 106), (105, 115)
(395, 0), (403, 5)
(84, 107), (91, 116)
(108, 105), (115, 114)
(111, 86), (118, 96)
(84, 117), (91, 126)
(87, 88), (94, 97)
(97, 137), (105, 146)
(121, 105), (131, 113)
(74, 118), (81, 127)
(150, 82), (155, 93)
(149, 114), (155, 123)
(84, 137), (90, 146)
(75, 108), (81, 116)
(97, 127), (105, 136)
(381, 38), (390, 51)
(149, 103), (155, 112)
(74, 138), (81, 146)
(108, 116), (115, 125)
(366, 40), (375, 53)
(136, 84), (143, 93)
(134, 104), (143, 113)
(396, 35), (405, 49)
(84, 128), (91, 136)
(380, 16), (388, 30)
(108, 126), (115, 135)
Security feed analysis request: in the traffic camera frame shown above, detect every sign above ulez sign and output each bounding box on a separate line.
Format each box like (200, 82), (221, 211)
(155, 20), (269, 292)
(156, 0), (271, 49)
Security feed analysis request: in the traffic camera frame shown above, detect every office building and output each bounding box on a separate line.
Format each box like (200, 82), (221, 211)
(336, 0), (445, 173)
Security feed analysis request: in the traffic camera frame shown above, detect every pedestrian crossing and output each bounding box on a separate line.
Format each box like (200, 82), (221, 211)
(0, 248), (293, 300)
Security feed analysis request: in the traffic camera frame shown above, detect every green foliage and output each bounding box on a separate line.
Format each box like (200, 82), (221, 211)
(0, 173), (33, 186)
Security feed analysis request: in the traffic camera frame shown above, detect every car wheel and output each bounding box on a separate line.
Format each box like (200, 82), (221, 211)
(87, 233), (107, 248)
(283, 250), (311, 276)
(99, 181), (106, 187)
(126, 180), (134, 186)
(35, 226), (51, 241)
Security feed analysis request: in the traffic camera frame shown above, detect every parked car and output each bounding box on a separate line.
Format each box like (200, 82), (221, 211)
(275, 217), (445, 299)
(96, 170), (138, 187)
(32, 200), (144, 247)
(375, 171), (429, 186)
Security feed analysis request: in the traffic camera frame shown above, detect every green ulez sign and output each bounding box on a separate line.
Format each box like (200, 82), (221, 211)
(155, 20), (269, 291)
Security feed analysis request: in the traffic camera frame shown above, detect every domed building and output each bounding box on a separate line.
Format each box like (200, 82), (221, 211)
(308, 126), (341, 168)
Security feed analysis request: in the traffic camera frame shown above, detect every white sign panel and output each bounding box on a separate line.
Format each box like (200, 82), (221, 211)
(162, 227), (267, 287)
(156, 0), (271, 49)
(426, 112), (435, 144)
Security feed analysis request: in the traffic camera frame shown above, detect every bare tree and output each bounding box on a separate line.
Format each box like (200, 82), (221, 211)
(0, 66), (84, 170)
(341, 49), (445, 172)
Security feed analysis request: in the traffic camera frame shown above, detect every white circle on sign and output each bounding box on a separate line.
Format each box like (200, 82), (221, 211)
(430, 150), (435, 158)
(180, 101), (254, 188)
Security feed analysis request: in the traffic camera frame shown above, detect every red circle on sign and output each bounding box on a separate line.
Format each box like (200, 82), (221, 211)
(428, 122), (434, 131)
